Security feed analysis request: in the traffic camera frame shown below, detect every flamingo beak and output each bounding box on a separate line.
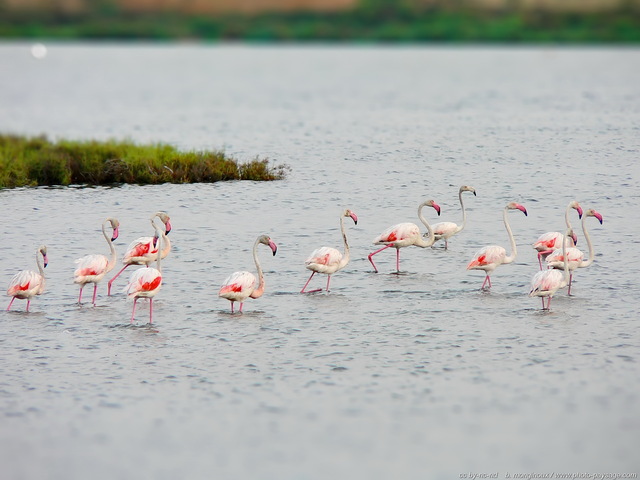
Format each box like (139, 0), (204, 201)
(112, 227), (120, 242)
(571, 233), (578, 246)
(518, 205), (528, 216)
(164, 220), (172, 235)
(433, 203), (441, 216)
(576, 206), (583, 219)
(270, 241), (278, 256)
(43, 255), (49, 268)
(350, 213), (358, 225)
(594, 211), (603, 224)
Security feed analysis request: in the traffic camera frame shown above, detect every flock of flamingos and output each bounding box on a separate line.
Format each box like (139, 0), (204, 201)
(5, 185), (603, 322)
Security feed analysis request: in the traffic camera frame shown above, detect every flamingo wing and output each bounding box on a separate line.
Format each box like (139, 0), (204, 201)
(74, 254), (110, 283)
(532, 232), (563, 252)
(219, 271), (256, 302)
(373, 222), (420, 244)
(124, 267), (162, 297)
(305, 247), (343, 270)
(432, 221), (459, 239)
(123, 236), (157, 264)
(546, 247), (584, 270)
(466, 245), (506, 270)
(7, 270), (45, 297)
(529, 269), (565, 296)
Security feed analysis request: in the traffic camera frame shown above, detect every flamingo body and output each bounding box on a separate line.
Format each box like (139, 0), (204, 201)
(6, 245), (48, 312)
(532, 200), (582, 268)
(431, 185), (476, 249)
(529, 227), (573, 310)
(220, 235), (277, 313)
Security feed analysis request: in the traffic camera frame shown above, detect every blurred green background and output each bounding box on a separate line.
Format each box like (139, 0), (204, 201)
(0, 0), (638, 42)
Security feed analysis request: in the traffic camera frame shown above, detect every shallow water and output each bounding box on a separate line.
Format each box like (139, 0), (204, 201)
(0, 43), (639, 479)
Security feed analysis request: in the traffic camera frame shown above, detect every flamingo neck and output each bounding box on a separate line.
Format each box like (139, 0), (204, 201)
(103, 221), (117, 270)
(36, 250), (45, 277)
(339, 215), (351, 268)
(561, 232), (571, 286)
(502, 207), (518, 264)
(564, 203), (577, 246)
(416, 203), (435, 248)
(458, 190), (468, 234)
(579, 215), (595, 268)
(251, 238), (265, 299)
(151, 216), (171, 259)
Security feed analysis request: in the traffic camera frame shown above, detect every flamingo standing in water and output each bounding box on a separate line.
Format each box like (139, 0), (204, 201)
(368, 199), (441, 273)
(73, 217), (120, 306)
(219, 235), (278, 313)
(124, 221), (164, 324)
(6, 245), (48, 312)
(108, 211), (171, 295)
(532, 200), (582, 269)
(545, 208), (603, 295)
(430, 185), (476, 249)
(301, 209), (358, 293)
(466, 201), (528, 290)
(529, 227), (574, 310)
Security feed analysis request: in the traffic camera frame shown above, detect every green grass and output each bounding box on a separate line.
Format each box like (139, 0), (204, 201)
(0, 134), (289, 188)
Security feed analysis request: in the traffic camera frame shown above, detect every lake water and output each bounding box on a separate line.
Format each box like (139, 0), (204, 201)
(0, 43), (639, 479)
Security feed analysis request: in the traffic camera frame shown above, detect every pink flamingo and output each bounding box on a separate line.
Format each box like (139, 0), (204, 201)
(123, 222), (164, 324)
(6, 245), (48, 312)
(431, 185), (476, 249)
(219, 235), (278, 313)
(368, 199), (441, 273)
(466, 202), (528, 290)
(301, 209), (358, 293)
(107, 211), (171, 295)
(73, 217), (120, 306)
(545, 208), (603, 295)
(529, 227), (573, 310)
(532, 200), (582, 269)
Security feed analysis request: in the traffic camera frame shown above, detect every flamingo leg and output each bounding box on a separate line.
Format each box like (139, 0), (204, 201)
(78, 286), (84, 304)
(6, 297), (15, 311)
(230, 301), (235, 313)
(396, 248), (401, 272)
(108, 264), (130, 296)
(130, 297), (138, 323)
(540, 296), (545, 310)
(149, 298), (153, 324)
(546, 296), (552, 310)
(368, 244), (395, 273)
(92, 284), (98, 306)
(481, 274), (492, 290)
(26, 300), (31, 313)
(239, 302), (244, 313)
(567, 274), (574, 296)
(301, 271), (321, 293)
(537, 250), (553, 270)
(444, 239), (449, 250)
(325, 275), (332, 292)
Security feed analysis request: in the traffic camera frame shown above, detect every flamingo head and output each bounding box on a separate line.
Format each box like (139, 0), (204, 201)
(570, 231), (578, 247)
(108, 218), (120, 242)
(564, 228), (576, 247)
(152, 212), (172, 235)
(461, 185), (476, 196)
(586, 209), (603, 224)
(423, 200), (441, 216)
(569, 201), (583, 219)
(259, 235), (278, 256)
(39, 245), (48, 268)
(507, 202), (527, 216)
(344, 209), (358, 225)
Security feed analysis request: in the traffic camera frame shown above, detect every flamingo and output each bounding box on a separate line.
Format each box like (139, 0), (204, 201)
(107, 211), (171, 295)
(529, 227), (574, 310)
(73, 217), (120, 306)
(532, 200), (582, 269)
(430, 185), (476, 249)
(6, 245), (48, 312)
(123, 221), (164, 324)
(301, 209), (358, 293)
(368, 199), (441, 273)
(545, 208), (603, 295)
(466, 201), (528, 290)
(219, 235), (278, 313)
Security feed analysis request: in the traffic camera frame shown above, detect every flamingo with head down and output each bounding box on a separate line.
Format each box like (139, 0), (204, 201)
(301, 209), (358, 293)
(466, 202), (528, 290)
(108, 211), (171, 295)
(74, 217), (120, 306)
(368, 199), (441, 273)
(219, 235), (278, 313)
(529, 227), (574, 310)
(6, 245), (48, 312)
(545, 208), (603, 295)
(532, 200), (582, 269)
(430, 185), (476, 249)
